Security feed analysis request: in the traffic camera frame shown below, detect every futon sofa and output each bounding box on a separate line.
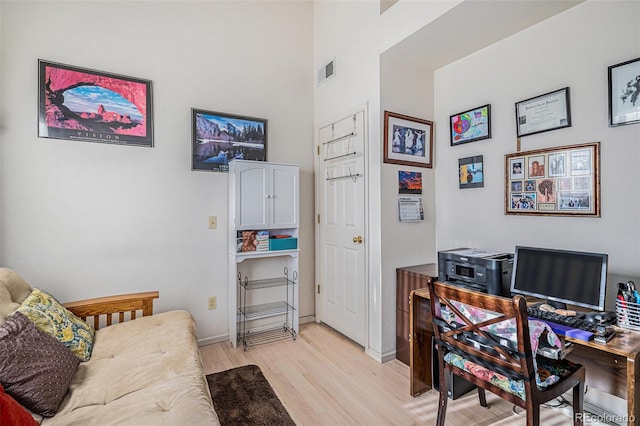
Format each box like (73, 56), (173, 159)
(0, 268), (220, 425)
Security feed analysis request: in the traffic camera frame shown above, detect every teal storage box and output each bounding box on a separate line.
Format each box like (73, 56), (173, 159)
(269, 237), (298, 251)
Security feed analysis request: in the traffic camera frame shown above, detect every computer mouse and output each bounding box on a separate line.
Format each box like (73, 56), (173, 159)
(585, 312), (601, 323)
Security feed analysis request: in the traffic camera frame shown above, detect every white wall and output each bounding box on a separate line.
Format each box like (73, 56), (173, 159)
(434, 1), (640, 281)
(0, 1), (315, 343)
(316, 0), (639, 361)
(0, 2), (3, 262)
(380, 59), (437, 359)
(314, 0), (459, 360)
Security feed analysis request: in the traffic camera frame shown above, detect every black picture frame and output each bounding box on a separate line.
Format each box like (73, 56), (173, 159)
(608, 57), (640, 127)
(458, 155), (484, 189)
(515, 87), (571, 138)
(192, 108), (267, 172)
(38, 60), (153, 147)
(450, 104), (491, 146)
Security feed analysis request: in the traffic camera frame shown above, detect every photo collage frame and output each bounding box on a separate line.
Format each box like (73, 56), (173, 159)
(505, 142), (600, 217)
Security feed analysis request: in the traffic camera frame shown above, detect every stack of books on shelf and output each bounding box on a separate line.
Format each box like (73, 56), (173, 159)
(255, 230), (269, 251)
(238, 230), (270, 252)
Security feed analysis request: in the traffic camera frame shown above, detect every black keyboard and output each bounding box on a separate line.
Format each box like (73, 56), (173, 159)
(527, 306), (597, 332)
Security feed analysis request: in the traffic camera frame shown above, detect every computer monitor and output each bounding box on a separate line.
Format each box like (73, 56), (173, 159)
(510, 246), (608, 311)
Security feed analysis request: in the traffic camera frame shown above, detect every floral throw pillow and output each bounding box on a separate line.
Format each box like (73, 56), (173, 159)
(17, 288), (95, 361)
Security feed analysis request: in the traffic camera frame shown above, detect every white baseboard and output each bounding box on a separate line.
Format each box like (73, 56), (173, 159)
(380, 350), (396, 363)
(198, 334), (229, 347)
(300, 314), (315, 324)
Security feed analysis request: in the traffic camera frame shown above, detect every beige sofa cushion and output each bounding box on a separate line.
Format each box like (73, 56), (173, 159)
(42, 310), (220, 425)
(0, 268), (33, 324)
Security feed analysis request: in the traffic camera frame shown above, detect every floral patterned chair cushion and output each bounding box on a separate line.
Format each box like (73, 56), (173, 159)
(440, 300), (566, 398)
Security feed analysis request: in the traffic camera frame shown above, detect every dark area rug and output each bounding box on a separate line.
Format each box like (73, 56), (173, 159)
(207, 364), (296, 426)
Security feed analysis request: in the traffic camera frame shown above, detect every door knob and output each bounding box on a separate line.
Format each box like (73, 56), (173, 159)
(353, 236), (363, 244)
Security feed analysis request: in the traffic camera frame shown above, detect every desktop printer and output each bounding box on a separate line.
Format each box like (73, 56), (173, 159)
(438, 248), (514, 296)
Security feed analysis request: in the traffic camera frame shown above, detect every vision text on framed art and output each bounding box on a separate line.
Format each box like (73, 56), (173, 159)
(608, 57), (640, 127)
(383, 111), (433, 168)
(505, 142), (600, 217)
(38, 60), (153, 147)
(192, 109), (267, 172)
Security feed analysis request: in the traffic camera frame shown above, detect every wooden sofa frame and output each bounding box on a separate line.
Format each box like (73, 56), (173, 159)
(64, 291), (159, 330)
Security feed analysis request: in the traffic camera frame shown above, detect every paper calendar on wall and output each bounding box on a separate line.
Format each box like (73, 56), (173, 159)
(398, 197), (424, 222)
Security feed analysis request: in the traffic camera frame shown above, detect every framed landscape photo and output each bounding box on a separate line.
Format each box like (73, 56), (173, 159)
(515, 87), (571, 137)
(450, 104), (491, 146)
(398, 171), (422, 194)
(504, 142), (600, 217)
(192, 109), (267, 172)
(38, 60), (153, 147)
(458, 155), (484, 189)
(383, 111), (433, 168)
(608, 57), (640, 127)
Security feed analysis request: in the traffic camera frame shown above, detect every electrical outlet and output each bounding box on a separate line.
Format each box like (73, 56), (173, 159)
(208, 216), (217, 229)
(208, 296), (217, 310)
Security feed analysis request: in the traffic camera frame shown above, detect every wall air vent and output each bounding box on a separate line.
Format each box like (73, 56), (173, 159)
(317, 58), (335, 86)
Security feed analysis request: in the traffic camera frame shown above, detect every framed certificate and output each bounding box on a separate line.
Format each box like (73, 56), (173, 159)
(515, 87), (571, 137)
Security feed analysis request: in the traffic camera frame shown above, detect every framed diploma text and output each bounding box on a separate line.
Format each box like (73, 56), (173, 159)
(515, 87), (571, 138)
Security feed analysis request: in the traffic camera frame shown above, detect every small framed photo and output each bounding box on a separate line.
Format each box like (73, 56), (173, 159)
(458, 155), (483, 189)
(38, 60), (153, 147)
(192, 109), (267, 172)
(509, 158), (525, 180)
(515, 87), (571, 137)
(383, 111), (433, 168)
(548, 152), (566, 177)
(608, 57), (640, 127)
(398, 171), (422, 194)
(450, 104), (491, 146)
(528, 155), (545, 178)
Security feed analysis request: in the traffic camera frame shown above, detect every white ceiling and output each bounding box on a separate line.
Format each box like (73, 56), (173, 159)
(382, 0), (584, 71)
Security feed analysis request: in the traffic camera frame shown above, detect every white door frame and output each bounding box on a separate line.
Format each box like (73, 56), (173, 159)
(314, 102), (370, 351)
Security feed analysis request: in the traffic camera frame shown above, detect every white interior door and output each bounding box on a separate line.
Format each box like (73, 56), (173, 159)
(316, 109), (367, 346)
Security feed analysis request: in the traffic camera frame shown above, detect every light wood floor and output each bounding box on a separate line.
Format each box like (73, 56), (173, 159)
(199, 322), (599, 425)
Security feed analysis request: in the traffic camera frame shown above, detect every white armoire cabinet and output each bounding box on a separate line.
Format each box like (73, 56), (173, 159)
(228, 160), (299, 349)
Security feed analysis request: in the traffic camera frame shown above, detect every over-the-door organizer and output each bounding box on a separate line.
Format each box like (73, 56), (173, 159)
(323, 114), (362, 183)
(228, 160), (299, 349)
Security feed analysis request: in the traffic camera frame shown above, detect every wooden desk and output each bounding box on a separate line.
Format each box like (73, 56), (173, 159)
(410, 287), (640, 424)
(396, 264), (437, 365)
